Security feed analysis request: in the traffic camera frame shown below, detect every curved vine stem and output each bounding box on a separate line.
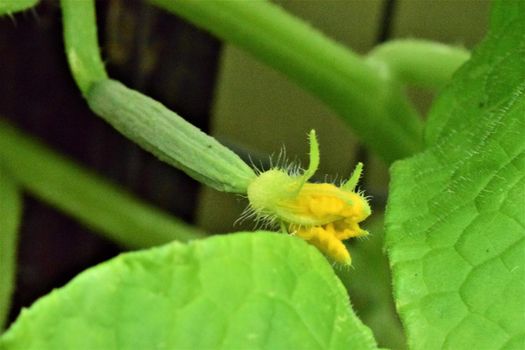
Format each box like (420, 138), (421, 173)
(61, 0), (108, 96)
(367, 39), (470, 90)
(150, 0), (425, 163)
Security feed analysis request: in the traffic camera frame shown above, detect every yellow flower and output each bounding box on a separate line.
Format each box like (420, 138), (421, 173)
(247, 130), (371, 265)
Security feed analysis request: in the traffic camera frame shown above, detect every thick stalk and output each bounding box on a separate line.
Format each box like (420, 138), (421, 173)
(0, 120), (205, 249)
(150, 0), (424, 163)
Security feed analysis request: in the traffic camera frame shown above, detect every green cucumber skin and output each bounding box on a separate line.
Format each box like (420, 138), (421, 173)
(87, 79), (255, 194)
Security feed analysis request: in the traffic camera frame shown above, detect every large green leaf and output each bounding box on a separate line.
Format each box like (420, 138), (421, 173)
(385, 2), (524, 350)
(0, 233), (378, 349)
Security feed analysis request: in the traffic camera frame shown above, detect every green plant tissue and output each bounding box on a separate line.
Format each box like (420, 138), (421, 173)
(87, 79), (255, 194)
(385, 1), (525, 349)
(0, 233), (379, 350)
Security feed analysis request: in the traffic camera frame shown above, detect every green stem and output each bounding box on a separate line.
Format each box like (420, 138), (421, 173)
(0, 119), (206, 249)
(367, 39), (470, 90)
(0, 0), (38, 16)
(150, 0), (424, 163)
(61, 0), (108, 96)
(0, 170), (22, 331)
